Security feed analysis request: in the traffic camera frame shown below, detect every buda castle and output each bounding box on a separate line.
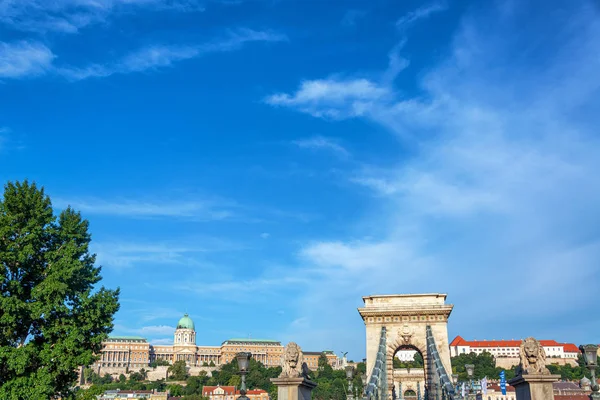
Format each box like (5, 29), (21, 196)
(95, 314), (341, 373)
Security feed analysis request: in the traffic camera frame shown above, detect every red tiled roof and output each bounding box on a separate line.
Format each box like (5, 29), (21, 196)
(563, 343), (580, 353)
(554, 396), (590, 400)
(487, 384), (515, 392)
(203, 386), (236, 395)
(449, 336), (467, 346)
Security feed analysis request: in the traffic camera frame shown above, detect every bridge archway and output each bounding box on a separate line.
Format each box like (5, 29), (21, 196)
(391, 344), (426, 399)
(358, 294), (454, 399)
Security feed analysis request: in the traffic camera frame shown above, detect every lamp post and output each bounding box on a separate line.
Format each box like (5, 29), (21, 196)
(465, 364), (474, 400)
(580, 345), (600, 400)
(346, 365), (355, 400)
(451, 374), (458, 398)
(236, 352), (252, 400)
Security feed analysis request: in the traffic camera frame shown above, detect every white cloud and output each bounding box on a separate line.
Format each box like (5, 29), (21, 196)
(93, 238), (243, 268)
(150, 338), (174, 345)
(342, 9), (367, 27)
(265, 78), (391, 119)
(0, 0), (205, 34)
(54, 196), (235, 220)
(138, 325), (175, 336)
(0, 41), (54, 78)
(395, 2), (446, 30)
(292, 136), (350, 158)
(269, 1), (600, 355)
(56, 44), (201, 80)
(57, 29), (285, 80)
(260, 232), (270, 239)
(0, 28), (285, 80)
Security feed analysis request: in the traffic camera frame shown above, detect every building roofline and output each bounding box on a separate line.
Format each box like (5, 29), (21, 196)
(362, 293), (448, 301)
(107, 336), (147, 341)
(222, 338), (281, 344)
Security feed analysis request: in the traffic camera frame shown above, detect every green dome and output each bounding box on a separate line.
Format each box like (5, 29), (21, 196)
(176, 313), (195, 330)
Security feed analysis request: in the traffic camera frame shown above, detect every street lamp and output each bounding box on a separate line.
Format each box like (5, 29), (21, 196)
(465, 365), (474, 399)
(451, 374), (458, 398)
(236, 352), (252, 400)
(580, 345), (600, 400)
(346, 366), (355, 400)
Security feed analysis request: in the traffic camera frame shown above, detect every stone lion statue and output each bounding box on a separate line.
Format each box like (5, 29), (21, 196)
(279, 342), (304, 378)
(517, 337), (549, 375)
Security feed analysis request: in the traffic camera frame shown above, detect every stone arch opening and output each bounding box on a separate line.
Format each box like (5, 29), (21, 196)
(390, 344), (426, 400)
(403, 389), (417, 400)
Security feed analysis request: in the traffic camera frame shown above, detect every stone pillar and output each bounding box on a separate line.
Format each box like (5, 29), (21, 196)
(508, 374), (560, 400)
(270, 377), (317, 400)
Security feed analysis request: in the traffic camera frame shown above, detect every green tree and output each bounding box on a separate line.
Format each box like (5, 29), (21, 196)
(185, 373), (209, 395)
(168, 384), (185, 396)
(228, 374), (241, 387)
(0, 180), (120, 399)
(317, 353), (334, 380)
(119, 373), (127, 383)
(129, 372), (143, 382)
(168, 360), (189, 381)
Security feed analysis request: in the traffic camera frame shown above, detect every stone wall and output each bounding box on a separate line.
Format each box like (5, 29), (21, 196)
(93, 364), (216, 381)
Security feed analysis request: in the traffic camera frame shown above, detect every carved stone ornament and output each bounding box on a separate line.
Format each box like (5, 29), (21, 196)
(279, 342), (304, 378)
(400, 325), (413, 344)
(516, 337), (550, 375)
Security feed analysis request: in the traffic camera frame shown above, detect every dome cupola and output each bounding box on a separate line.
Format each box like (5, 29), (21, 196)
(177, 313), (195, 330)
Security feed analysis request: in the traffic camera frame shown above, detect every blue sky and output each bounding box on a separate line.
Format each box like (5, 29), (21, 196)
(1, 0), (600, 359)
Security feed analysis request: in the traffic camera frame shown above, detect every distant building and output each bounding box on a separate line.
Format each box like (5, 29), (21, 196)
(449, 336), (580, 359)
(97, 389), (167, 399)
(203, 385), (236, 400)
(236, 389), (269, 400)
(303, 350), (343, 370)
(94, 313), (339, 374)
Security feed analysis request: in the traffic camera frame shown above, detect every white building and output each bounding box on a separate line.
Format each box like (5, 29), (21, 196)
(395, 350), (417, 361)
(449, 336), (580, 359)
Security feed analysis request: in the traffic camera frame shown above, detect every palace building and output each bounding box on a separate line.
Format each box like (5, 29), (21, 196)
(95, 314), (339, 372)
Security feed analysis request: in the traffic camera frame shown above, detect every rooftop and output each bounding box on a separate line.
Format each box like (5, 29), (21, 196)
(449, 336), (580, 352)
(107, 336), (147, 342)
(222, 338), (281, 344)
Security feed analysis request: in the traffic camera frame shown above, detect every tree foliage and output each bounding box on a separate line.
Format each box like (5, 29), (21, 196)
(0, 180), (120, 399)
(168, 360), (190, 381)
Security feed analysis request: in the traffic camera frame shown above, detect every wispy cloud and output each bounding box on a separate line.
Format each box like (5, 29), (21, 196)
(292, 136), (350, 158)
(395, 2), (446, 30)
(54, 196), (236, 220)
(93, 238), (244, 268)
(113, 323), (175, 339)
(59, 28), (286, 80)
(342, 9), (367, 27)
(0, 41), (54, 78)
(0, 0), (205, 34)
(0, 28), (286, 80)
(267, 1), (600, 353)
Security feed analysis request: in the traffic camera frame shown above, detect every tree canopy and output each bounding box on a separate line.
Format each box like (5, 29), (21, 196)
(0, 180), (120, 399)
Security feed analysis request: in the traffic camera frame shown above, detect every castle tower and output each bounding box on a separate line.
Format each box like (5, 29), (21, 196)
(174, 313), (196, 345)
(173, 313), (197, 365)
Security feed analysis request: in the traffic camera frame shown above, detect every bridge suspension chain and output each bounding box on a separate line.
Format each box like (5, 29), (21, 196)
(365, 326), (387, 400)
(426, 326), (456, 400)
